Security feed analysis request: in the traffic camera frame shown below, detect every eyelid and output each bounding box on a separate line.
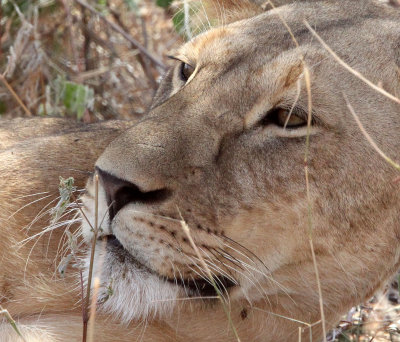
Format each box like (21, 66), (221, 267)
(167, 55), (194, 67)
(167, 55), (180, 62)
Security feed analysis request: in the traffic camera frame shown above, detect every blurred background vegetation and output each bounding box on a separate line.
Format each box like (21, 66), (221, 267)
(0, 0), (183, 121)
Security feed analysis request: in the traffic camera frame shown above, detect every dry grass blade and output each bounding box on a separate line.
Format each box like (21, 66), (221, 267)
(87, 277), (101, 342)
(258, 4), (329, 339)
(178, 211), (241, 342)
(82, 173), (99, 342)
(303, 65), (327, 342)
(253, 306), (321, 327)
(343, 95), (400, 171)
(303, 20), (400, 106)
(0, 305), (27, 342)
(265, 0), (299, 48)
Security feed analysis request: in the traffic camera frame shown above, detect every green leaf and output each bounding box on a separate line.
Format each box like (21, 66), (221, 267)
(62, 81), (94, 119)
(172, 10), (184, 34)
(156, 0), (173, 9)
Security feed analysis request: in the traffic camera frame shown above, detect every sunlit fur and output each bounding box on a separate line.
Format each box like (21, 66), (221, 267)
(1, 1), (400, 341)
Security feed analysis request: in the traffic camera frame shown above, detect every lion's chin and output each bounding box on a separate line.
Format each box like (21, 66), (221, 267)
(82, 237), (181, 324)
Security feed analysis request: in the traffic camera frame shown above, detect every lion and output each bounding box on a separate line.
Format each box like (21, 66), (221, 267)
(1, 0), (400, 341)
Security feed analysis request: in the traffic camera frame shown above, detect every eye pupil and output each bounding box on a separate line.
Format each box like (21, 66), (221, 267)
(181, 63), (195, 81)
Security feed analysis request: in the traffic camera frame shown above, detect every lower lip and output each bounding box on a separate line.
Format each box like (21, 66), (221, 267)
(103, 235), (236, 297)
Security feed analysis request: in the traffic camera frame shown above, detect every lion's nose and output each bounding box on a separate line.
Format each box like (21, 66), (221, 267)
(96, 167), (171, 221)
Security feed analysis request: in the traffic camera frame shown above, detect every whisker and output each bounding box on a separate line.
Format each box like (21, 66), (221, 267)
(15, 191), (50, 199)
(221, 235), (271, 274)
(198, 247), (238, 285)
(8, 193), (53, 220)
(206, 251), (272, 306)
(22, 195), (61, 232)
(217, 246), (293, 301)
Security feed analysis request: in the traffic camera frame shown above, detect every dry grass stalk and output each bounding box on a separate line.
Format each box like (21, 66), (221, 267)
(344, 95), (400, 171)
(303, 64), (327, 342)
(178, 212), (241, 342)
(263, 3), (328, 338)
(303, 20), (400, 106)
(82, 173), (99, 342)
(87, 277), (101, 342)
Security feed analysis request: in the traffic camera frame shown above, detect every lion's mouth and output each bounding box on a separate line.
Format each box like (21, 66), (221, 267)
(105, 235), (236, 297)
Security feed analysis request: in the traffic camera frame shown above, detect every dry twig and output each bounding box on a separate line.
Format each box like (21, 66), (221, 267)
(73, 0), (166, 71)
(0, 74), (32, 116)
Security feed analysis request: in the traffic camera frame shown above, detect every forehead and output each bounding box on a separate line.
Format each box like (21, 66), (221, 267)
(177, 1), (386, 67)
(178, 17), (273, 63)
(177, 5), (307, 61)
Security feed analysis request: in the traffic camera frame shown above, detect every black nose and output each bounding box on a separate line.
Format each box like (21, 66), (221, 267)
(96, 167), (171, 222)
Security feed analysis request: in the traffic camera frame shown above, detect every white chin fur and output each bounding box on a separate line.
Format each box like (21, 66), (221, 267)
(82, 246), (181, 323)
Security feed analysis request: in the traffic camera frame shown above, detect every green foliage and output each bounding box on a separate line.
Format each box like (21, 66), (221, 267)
(156, 0), (173, 9)
(51, 176), (76, 223)
(172, 9), (185, 34)
(170, 3), (210, 40)
(156, 0), (190, 37)
(62, 81), (94, 119)
(95, 0), (108, 13)
(39, 76), (94, 119)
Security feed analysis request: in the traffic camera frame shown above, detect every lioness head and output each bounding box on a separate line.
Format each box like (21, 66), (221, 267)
(81, 0), (400, 340)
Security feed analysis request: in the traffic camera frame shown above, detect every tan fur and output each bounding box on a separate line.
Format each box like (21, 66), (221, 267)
(2, 0), (400, 341)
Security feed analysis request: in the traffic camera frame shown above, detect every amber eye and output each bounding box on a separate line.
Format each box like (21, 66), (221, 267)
(180, 62), (195, 82)
(261, 108), (307, 128)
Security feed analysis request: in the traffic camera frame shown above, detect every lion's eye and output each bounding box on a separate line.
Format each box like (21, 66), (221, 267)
(180, 62), (195, 82)
(261, 108), (308, 129)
